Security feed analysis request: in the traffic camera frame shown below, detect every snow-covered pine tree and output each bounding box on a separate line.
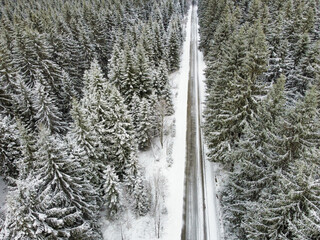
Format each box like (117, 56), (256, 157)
(82, 60), (137, 180)
(132, 175), (150, 216)
(32, 72), (65, 134)
(242, 84), (320, 239)
(108, 40), (124, 91)
(151, 21), (166, 67)
(153, 60), (174, 116)
(135, 40), (153, 99)
(104, 87), (137, 179)
(166, 17), (181, 72)
(136, 97), (153, 150)
(124, 155), (150, 216)
(204, 25), (267, 169)
(33, 126), (101, 239)
(103, 166), (122, 219)
(222, 75), (287, 239)
(0, 116), (20, 180)
(2, 177), (39, 240)
(13, 74), (36, 130)
(0, 39), (15, 115)
(129, 93), (141, 129)
(16, 119), (36, 180)
(59, 70), (76, 121)
(68, 98), (104, 201)
(120, 42), (138, 104)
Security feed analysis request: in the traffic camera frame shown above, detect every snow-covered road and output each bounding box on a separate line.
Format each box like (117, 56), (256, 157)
(181, 3), (221, 240)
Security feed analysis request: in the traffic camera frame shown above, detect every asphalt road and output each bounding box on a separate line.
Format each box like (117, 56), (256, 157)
(181, 4), (207, 240)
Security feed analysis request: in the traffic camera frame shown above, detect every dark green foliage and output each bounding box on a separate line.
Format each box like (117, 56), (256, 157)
(103, 166), (122, 219)
(199, 0), (320, 238)
(0, 116), (20, 180)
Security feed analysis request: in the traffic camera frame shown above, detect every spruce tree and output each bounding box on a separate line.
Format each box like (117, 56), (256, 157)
(136, 98), (153, 150)
(13, 74), (36, 129)
(33, 126), (101, 239)
(167, 17), (181, 72)
(103, 166), (122, 219)
(32, 74), (65, 134)
(222, 75), (287, 239)
(204, 26), (267, 168)
(2, 177), (39, 240)
(135, 41), (153, 99)
(0, 116), (20, 180)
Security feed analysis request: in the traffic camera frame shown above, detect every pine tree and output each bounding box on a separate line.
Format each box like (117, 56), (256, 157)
(135, 41), (153, 99)
(132, 176), (150, 216)
(151, 21), (166, 66)
(69, 98), (103, 200)
(16, 119), (36, 180)
(0, 39), (15, 115)
(32, 73), (65, 134)
(82, 60), (137, 180)
(33, 126), (101, 239)
(103, 166), (122, 219)
(124, 156), (150, 216)
(221, 75), (287, 239)
(108, 40), (123, 90)
(2, 177), (39, 240)
(204, 26), (267, 168)
(153, 60), (174, 115)
(136, 98), (153, 150)
(120, 43), (138, 104)
(0, 116), (20, 180)
(13, 74), (36, 129)
(129, 93), (141, 129)
(167, 17), (181, 72)
(59, 70), (76, 120)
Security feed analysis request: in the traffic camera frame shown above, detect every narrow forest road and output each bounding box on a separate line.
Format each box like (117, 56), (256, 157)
(181, 3), (221, 240)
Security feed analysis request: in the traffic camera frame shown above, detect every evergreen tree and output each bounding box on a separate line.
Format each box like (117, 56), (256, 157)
(0, 39), (15, 115)
(222, 75), (287, 239)
(135, 41), (153, 99)
(33, 126), (101, 239)
(2, 177), (39, 240)
(120, 43), (138, 104)
(13, 74), (36, 129)
(69, 98), (103, 201)
(167, 17), (181, 72)
(124, 156), (150, 216)
(82, 60), (137, 180)
(154, 60), (175, 115)
(136, 98), (153, 150)
(129, 93), (141, 129)
(16, 119), (36, 180)
(32, 73), (65, 134)
(204, 26), (267, 168)
(0, 116), (20, 180)
(103, 166), (122, 219)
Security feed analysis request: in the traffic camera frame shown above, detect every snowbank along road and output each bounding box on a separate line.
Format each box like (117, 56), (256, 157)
(181, 3), (221, 240)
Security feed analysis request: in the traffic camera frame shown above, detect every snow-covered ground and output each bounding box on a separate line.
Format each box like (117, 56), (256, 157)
(102, 8), (192, 240)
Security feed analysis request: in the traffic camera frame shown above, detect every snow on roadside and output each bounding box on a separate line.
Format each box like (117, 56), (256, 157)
(102, 8), (192, 240)
(161, 5), (192, 240)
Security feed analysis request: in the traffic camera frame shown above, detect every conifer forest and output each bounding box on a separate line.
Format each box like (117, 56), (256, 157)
(0, 0), (320, 239)
(199, 0), (320, 239)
